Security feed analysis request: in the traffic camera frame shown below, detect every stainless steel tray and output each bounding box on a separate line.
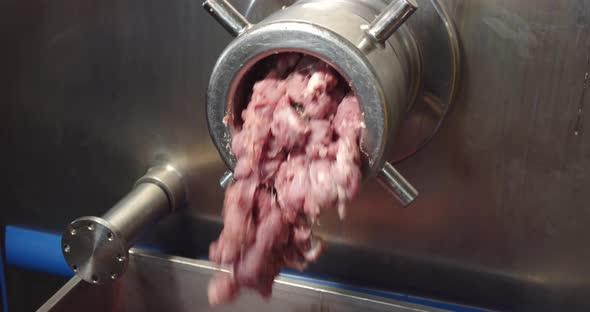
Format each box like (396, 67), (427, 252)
(38, 249), (463, 312)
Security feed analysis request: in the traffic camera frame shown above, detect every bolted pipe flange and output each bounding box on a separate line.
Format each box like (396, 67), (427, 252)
(62, 217), (128, 284)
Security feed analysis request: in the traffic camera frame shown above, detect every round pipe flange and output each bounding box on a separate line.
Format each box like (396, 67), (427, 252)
(62, 216), (128, 285)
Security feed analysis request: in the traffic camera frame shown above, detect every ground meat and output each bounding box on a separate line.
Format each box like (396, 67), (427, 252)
(208, 53), (364, 305)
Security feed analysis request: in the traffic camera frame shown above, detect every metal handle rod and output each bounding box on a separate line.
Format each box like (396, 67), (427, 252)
(203, 0), (251, 37)
(219, 170), (234, 189)
(366, 0), (418, 44)
(377, 161), (418, 206)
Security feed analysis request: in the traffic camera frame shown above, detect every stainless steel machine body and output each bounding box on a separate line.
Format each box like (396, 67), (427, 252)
(1, 0), (589, 311)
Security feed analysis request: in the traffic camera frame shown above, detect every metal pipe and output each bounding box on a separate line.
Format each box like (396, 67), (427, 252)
(202, 0), (251, 37)
(61, 164), (185, 284)
(377, 162), (418, 206)
(101, 183), (168, 246)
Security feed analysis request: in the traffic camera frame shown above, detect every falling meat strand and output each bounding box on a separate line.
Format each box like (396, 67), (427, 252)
(208, 53), (364, 305)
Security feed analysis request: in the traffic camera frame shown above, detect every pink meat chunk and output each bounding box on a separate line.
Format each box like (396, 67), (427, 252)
(306, 159), (338, 218)
(333, 95), (364, 140)
(208, 53), (364, 306)
(271, 97), (310, 150)
(285, 58), (343, 119)
(305, 119), (334, 159)
(274, 153), (310, 222)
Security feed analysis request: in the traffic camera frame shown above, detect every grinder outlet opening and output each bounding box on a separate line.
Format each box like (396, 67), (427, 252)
(227, 53), (353, 128)
(226, 52), (370, 174)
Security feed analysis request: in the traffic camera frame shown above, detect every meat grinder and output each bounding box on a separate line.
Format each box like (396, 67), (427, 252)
(57, 0), (459, 287)
(204, 0), (460, 206)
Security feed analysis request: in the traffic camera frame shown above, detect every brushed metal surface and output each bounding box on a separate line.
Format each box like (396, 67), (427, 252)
(38, 249), (453, 312)
(2, 0), (590, 311)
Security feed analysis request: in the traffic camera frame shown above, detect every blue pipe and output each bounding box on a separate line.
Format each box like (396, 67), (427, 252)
(5, 226), (73, 278)
(3, 226), (159, 277)
(1, 227), (8, 312)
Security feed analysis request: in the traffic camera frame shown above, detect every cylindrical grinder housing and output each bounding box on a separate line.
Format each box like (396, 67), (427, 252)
(206, 0), (421, 180)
